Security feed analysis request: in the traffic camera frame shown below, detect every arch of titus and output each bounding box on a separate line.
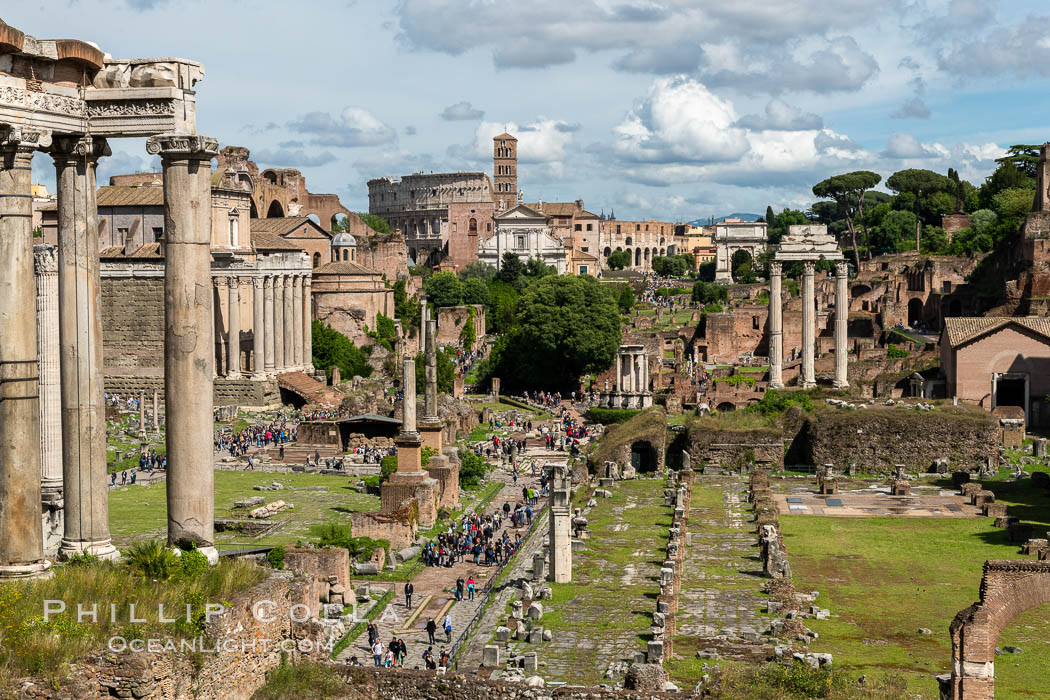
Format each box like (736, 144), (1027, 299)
(0, 17), (220, 576)
(768, 225), (848, 390)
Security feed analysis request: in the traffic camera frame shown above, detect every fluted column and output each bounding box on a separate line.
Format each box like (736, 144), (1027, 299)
(283, 276), (295, 370)
(148, 133), (218, 557)
(273, 275), (286, 371)
(768, 261), (784, 388)
(34, 244), (62, 497)
(303, 276), (313, 372)
(424, 319), (437, 418)
(801, 260), (816, 389)
(213, 277), (227, 377)
(52, 135), (118, 561)
(263, 276), (276, 375)
(615, 352), (623, 393)
(834, 261), (849, 389)
(0, 128), (51, 578)
(252, 277), (266, 378)
(226, 276), (241, 378)
(292, 275), (304, 369)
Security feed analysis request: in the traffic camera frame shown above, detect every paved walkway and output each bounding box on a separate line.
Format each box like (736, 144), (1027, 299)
(676, 476), (767, 650)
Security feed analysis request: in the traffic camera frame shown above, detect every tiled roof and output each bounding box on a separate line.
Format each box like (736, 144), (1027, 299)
(314, 261), (381, 275)
(250, 231), (302, 251)
(250, 217), (329, 238)
(494, 132), (517, 141)
(525, 202), (580, 217)
(943, 316), (1050, 347)
(97, 186), (164, 207)
(98, 243), (163, 259)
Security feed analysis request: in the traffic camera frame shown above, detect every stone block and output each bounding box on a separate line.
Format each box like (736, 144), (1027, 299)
(483, 645), (500, 667)
(647, 640), (664, 663)
(522, 652), (538, 672)
(526, 602), (543, 619)
(495, 626), (511, 642)
(542, 629), (552, 642)
(511, 601), (523, 620)
(528, 626), (543, 643)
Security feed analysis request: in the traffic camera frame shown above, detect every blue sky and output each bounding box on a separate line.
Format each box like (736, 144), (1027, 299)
(11, 0), (1050, 220)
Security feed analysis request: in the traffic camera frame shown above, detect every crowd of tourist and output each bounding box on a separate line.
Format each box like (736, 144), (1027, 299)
(419, 506), (527, 569)
(104, 393), (141, 411)
(214, 411), (299, 457)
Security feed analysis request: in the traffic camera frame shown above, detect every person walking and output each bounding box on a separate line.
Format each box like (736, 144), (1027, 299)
(467, 576), (475, 601)
(455, 576), (464, 602)
(372, 639), (383, 666)
(404, 581), (414, 610)
(443, 613), (452, 643)
(426, 617), (437, 645)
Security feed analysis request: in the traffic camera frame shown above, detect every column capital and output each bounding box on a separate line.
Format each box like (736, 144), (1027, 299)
(33, 243), (58, 274)
(145, 134), (219, 161)
(48, 135), (111, 163)
(252, 276), (264, 290)
(280, 275), (291, 288)
(263, 275), (274, 289)
(802, 260), (816, 275)
(226, 275), (238, 288)
(214, 276), (228, 289)
(835, 260), (849, 278)
(769, 261), (782, 276)
(292, 275), (302, 287)
(0, 125), (52, 154)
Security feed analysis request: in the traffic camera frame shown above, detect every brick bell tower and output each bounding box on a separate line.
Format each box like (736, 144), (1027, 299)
(493, 132), (518, 210)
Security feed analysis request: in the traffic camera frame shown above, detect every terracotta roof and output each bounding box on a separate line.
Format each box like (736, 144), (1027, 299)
(576, 209), (599, 220)
(97, 186), (164, 207)
(98, 243), (163, 259)
(943, 317), (1050, 347)
(525, 202), (580, 217)
(494, 132), (518, 141)
(314, 261), (381, 276)
(250, 231), (302, 251)
(250, 217), (330, 239)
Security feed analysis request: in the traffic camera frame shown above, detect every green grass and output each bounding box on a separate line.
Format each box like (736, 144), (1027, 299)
(108, 471), (380, 550)
(252, 660), (347, 700)
(781, 499), (1050, 700)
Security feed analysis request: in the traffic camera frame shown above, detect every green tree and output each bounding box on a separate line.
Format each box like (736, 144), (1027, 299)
(356, 213), (392, 235)
(460, 307), (477, 349)
(423, 271), (463, 307)
(524, 256), (557, 279)
(870, 210), (917, 254)
(811, 170), (881, 265)
(920, 225), (949, 254)
(461, 277), (490, 306)
(414, 346), (455, 394)
(486, 279), (518, 334)
(767, 208), (809, 245)
(886, 169), (954, 251)
(498, 252), (526, 286)
(393, 279), (420, 331)
(311, 320), (371, 380)
(692, 280), (729, 304)
(992, 187), (1035, 220)
(607, 249), (632, 270)
(731, 249), (755, 282)
(652, 255), (688, 276)
(458, 260), (496, 281)
(971, 209), (998, 236)
(764, 205), (775, 224)
(487, 275), (621, 391)
(613, 282), (635, 313)
(367, 313), (397, 351)
(697, 261), (716, 282)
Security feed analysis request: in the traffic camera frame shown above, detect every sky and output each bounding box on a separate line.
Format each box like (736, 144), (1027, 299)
(10, 0), (1050, 221)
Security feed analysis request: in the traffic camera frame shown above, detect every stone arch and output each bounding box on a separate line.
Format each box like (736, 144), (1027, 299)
(615, 246), (622, 253)
(249, 199), (259, 219)
(948, 560), (1050, 699)
(603, 246), (612, 258)
(312, 252), (321, 268)
(266, 200), (285, 218)
(659, 247), (665, 256)
(635, 248), (641, 266)
(307, 213), (321, 226)
(331, 213), (350, 231)
(851, 284), (871, 298)
(908, 297), (923, 327)
(715, 401), (736, 413)
(644, 247), (650, 264)
(625, 236), (633, 246)
(469, 218), (478, 235)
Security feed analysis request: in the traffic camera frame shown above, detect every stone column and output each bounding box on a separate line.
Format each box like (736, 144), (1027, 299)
(273, 275), (286, 371)
(833, 261), (849, 389)
(548, 463), (572, 583)
(226, 276), (240, 378)
(292, 275), (304, 369)
(615, 352), (623, 393)
(419, 318), (443, 451)
(213, 277), (227, 377)
(0, 127), (51, 578)
(152, 390), (159, 431)
(282, 275), (295, 370)
(139, 392), (146, 432)
(252, 277), (266, 378)
(33, 245), (62, 497)
(263, 276), (276, 375)
(634, 353), (642, 392)
(52, 135), (118, 561)
(302, 276), (313, 373)
(801, 260), (816, 389)
(147, 134), (218, 560)
(402, 357), (417, 440)
(768, 261), (784, 388)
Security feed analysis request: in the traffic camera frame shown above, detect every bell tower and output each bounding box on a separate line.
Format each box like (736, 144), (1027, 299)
(493, 132), (518, 210)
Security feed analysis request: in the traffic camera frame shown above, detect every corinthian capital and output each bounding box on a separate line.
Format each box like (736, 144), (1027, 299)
(49, 135), (112, 164)
(33, 243), (58, 274)
(802, 260), (816, 275)
(0, 125), (52, 157)
(145, 133), (218, 160)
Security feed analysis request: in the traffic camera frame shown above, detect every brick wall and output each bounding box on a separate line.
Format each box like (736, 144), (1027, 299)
(102, 276), (164, 372)
(284, 547), (351, 590)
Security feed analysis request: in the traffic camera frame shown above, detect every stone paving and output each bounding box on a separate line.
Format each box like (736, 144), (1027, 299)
(676, 476), (767, 641)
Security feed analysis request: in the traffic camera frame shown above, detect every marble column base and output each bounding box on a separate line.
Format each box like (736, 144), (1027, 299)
(59, 538), (120, 561)
(0, 560), (53, 580)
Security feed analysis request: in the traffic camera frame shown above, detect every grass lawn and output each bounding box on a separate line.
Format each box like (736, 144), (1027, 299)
(506, 479), (671, 685)
(781, 500), (1050, 700)
(108, 471), (379, 550)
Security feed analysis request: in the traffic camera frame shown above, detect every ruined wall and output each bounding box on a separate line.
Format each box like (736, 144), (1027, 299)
(436, 304), (485, 349)
(704, 307), (804, 363)
(686, 425), (784, 468)
(102, 275), (164, 373)
(18, 570), (324, 700)
(283, 547), (350, 591)
(801, 405), (998, 471)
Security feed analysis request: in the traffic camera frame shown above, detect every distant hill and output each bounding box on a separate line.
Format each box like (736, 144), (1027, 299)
(683, 213), (763, 226)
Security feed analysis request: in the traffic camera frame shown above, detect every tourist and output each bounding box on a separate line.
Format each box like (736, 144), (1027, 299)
(425, 617), (437, 645)
(466, 576), (475, 601)
(404, 581), (413, 609)
(372, 639), (383, 666)
(443, 613), (452, 643)
(440, 647), (450, 668)
(422, 646), (436, 670)
(455, 576), (464, 601)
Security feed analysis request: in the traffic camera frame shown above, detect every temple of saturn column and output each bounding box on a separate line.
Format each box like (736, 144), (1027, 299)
(768, 224), (849, 390)
(0, 16), (221, 574)
(600, 344), (653, 409)
(548, 462), (572, 583)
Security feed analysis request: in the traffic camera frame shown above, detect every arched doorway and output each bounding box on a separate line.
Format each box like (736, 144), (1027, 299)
(630, 440), (657, 472)
(266, 200), (285, 218)
(469, 218), (478, 235)
(603, 246), (612, 258)
(907, 298), (923, 327)
(635, 248), (641, 266)
(312, 252), (321, 267)
(249, 200), (259, 218)
(716, 402), (736, 413)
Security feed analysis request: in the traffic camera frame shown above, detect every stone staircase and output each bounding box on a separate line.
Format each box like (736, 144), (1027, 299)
(276, 371), (345, 408)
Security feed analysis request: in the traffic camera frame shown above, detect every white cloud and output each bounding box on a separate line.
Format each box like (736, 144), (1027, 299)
(890, 96), (931, 119)
(736, 99), (824, 131)
(881, 133), (949, 159)
(288, 107), (397, 148)
(253, 148), (337, 168)
(440, 101), (485, 121)
(451, 117), (576, 165)
(937, 14), (1050, 79)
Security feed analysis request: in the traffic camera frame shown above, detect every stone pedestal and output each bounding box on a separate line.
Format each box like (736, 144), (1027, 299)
(418, 419), (443, 452)
(52, 135), (119, 560)
(150, 133), (218, 559)
(0, 128), (52, 579)
(891, 480), (910, 496)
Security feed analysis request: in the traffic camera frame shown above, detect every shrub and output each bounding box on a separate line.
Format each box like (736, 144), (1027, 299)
(267, 545), (285, 570)
(747, 389), (813, 416)
(586, 408), (642, 424)
(310, 523), (389, 560)
(126, 539), (179, 580)
(887, 344), (909, 358)
(178, 544), (209, 579)
(459, 449), (489, 489)
(379, 456), (398, 484)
